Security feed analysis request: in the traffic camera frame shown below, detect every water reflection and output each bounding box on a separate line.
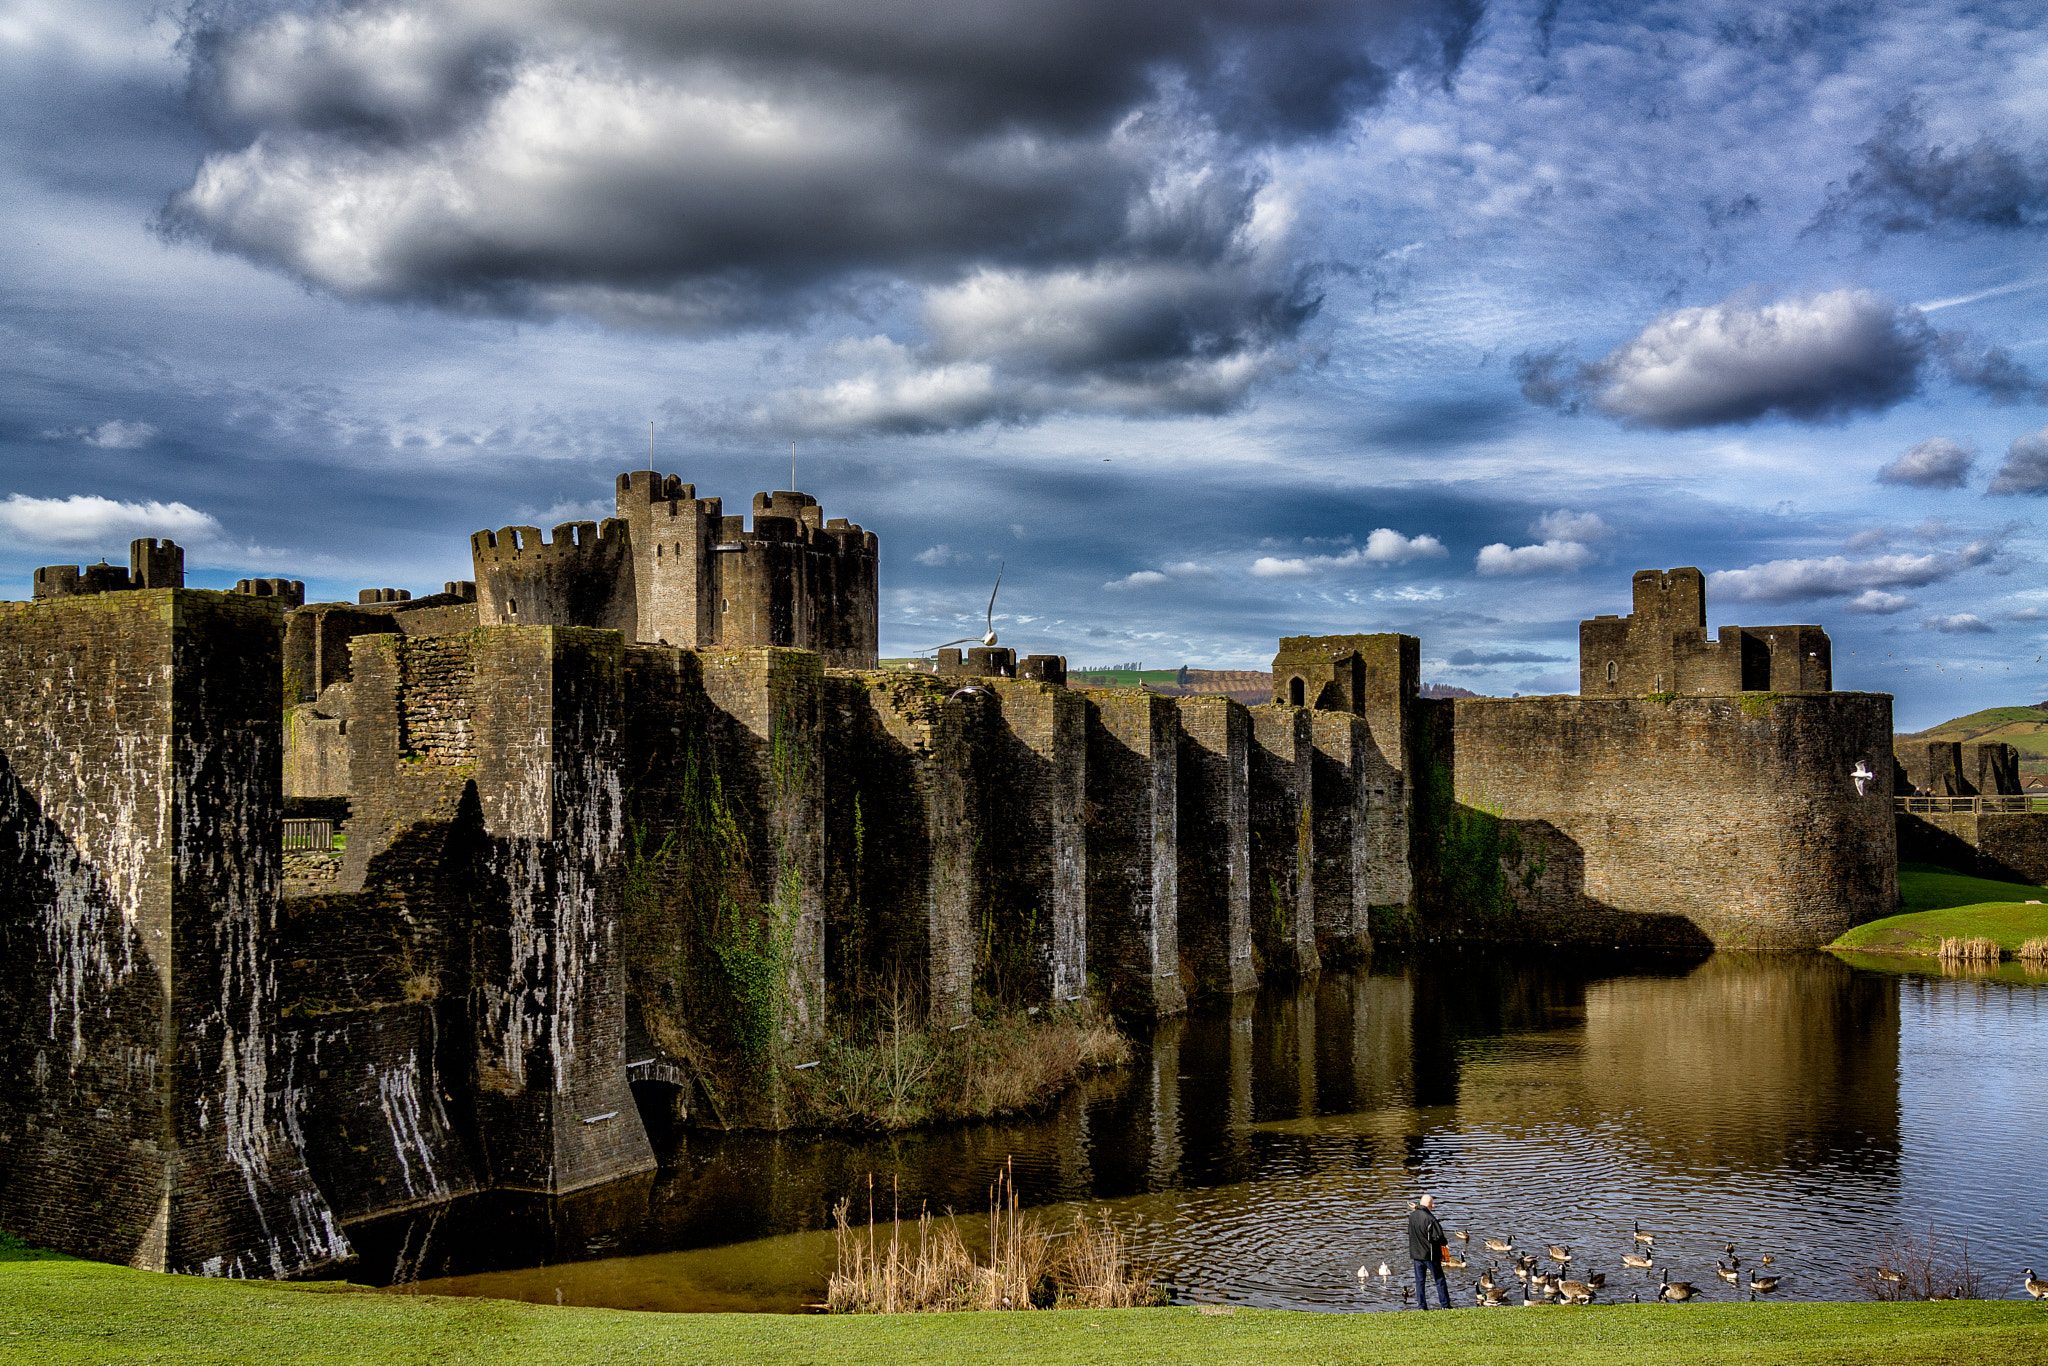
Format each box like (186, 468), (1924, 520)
(353, 950), (2048, 1312)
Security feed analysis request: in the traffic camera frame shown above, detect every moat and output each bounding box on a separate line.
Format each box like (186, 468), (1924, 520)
(342, 949), (2048, 1311)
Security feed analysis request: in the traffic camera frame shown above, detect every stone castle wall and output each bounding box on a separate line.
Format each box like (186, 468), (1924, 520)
(0, 591), (346, 1276)
(1418, 692), (1896, 949)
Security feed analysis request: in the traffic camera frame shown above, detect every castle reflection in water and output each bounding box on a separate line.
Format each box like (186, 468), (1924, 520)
(344, 950), (2024, 1314)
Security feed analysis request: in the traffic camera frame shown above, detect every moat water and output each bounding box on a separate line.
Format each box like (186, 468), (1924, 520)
(350, 949), (2048, 1311)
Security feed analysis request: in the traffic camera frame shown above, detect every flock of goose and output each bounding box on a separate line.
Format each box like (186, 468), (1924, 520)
(1359, 1219), (1790, 1307)
(1360, 1220), (2048, 1307)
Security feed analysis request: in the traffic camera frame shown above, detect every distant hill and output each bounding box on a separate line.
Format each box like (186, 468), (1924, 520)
(1900, 702), (2048, 778)
(1421, 683), (1484, 700)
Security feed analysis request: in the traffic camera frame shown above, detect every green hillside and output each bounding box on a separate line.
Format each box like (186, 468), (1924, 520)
(1901, 702), (2048, 777)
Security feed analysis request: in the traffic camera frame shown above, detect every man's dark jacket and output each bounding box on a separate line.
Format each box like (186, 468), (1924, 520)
(1407, 1206), (1446, 1263)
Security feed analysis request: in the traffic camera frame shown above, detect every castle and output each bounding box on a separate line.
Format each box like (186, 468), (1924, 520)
(0, 477), (1897, 1282)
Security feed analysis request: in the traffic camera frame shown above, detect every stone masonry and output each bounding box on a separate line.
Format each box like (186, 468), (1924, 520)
(0, 486), (1900, 1279)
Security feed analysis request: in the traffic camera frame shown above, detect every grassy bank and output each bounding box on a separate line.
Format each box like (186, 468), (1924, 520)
(1831, 864), (2048, 957)
(785, 1004), (1131, 1130)
(3, 1252), (2045, 1366)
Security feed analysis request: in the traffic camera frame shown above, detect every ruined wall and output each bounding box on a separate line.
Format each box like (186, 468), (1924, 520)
(1084, 692), (1185, 1018)
(1897, 811), (2048, 884)
(1174, 696), (1254, 998)
(470, 522), (637, 636)
(815, 670), (981, 1023)
(1246, 705), (1318, 977)
(1308, 712), (1378, 962)
(343, 626), (655, 1194)
(986, 680), (1088, 1008)
(1421, 692), (1896, 949)
(0, 591), (345, 1276)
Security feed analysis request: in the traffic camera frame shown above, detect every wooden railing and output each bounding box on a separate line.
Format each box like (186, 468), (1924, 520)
(282, 818), (336, 850)
(1895, 795), (2048, 815)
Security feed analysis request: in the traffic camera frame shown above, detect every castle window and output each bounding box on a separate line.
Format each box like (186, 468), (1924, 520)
(508, 600), (517, 615)
(1606, 661), (1617, 683)
(1289, 676), (1305, 706)
(656, 544), (662, 557)
(722, 598), (729, 613)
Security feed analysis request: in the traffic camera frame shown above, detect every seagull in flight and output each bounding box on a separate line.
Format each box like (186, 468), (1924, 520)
(930, 563), (1004, 651)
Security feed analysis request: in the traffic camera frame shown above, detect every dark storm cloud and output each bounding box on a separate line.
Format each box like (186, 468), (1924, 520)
(156, 0), (1480, 430)
(1518, 289), (2044, 430)
(1811, 102), (2048, 241)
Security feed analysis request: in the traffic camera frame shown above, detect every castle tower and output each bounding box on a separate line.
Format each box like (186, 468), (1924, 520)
(130, 537), (184, 589)
(469, 520), (636, 633)
(612, 470), (879, 668)
(1581, 567), (1831, 695)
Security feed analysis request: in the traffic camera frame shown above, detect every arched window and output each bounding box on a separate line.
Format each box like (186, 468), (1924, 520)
(1606, 660), (1618, 683)
(1289, 676), (1305, 706)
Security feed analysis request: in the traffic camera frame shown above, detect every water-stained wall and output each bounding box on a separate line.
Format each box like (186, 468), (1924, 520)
(0, 591), (345, 1275)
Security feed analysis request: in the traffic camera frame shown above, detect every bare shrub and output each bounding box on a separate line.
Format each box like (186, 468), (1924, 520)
(1853, 1225), (1984, 1302)
(799, 1001), (1131, 1130)
(828, 1160), (1161, 1313)
(1937, 936), (2003, 964)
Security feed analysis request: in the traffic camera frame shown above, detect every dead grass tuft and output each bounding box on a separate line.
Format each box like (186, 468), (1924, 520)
(827, 1160), (1163, 1313)
(2017, 936), (2048, 964)
(1936, 935), (2003, 963)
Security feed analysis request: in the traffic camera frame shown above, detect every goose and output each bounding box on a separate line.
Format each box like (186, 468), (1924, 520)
(1748, 1271), (1782, 1294)
(1877, 1267), (1904, 1286)
(1443, 1250), (1469, 1269)
(1715, 1261), (1741, 1284)
(1513, 1261), (1533, 1284)
(1724, 1243), (1742, 1270)
(1485, 1234), (1517, 1253)
(1453, 1229), (1470, 1244)
(2025, 1269), (2048, 1300)
(1479, 1264), (1499, 1292)
(1522, 1282), (1552, 1307)
(1478, 1281), (1512, 1307)
(1622, 1251), (1655, 1270)
(1558, 1278), (1596, 1305)
(1547, 1244), (1573, 1264)
(1658, 1270), (1699, 1303)
(1585, 1271), (1606, 1289)
(1759, 1253), (1776, 1266)
(1401, 1286), (1413, 1306)
(1633, 1220), (1655, 1247)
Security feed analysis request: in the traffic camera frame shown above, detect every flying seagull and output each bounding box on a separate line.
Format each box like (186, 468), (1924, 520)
(930, 563), (1003, 651)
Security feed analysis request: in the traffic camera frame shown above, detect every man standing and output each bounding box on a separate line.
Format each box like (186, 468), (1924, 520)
(1407, 1194), (1451, 1310)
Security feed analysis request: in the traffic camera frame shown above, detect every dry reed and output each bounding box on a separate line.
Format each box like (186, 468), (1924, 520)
(1853, 1224), (1983, 1302)
(2017, 936), (2048, 964)
(1936, 935), (2003, 963)
(827, 1160), (1163, 1313)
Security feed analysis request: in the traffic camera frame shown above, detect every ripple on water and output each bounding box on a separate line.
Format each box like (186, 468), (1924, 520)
(379, 953), (2048, 1313)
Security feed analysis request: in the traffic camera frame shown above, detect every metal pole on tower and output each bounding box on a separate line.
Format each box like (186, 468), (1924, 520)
(650, 421), (654, 473)
(792, 440), (797, 493)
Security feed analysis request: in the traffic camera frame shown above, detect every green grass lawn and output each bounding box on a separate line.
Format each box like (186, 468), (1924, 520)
(1830, 864), (2048, 956)
(3, 1251), (2045, 1366)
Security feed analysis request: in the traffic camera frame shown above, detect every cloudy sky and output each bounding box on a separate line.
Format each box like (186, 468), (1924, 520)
(4, 0), (2046, 727)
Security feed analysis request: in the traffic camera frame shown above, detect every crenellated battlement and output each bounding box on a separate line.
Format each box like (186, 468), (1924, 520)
(470, 518), (630, 566)
(234, 578), (306, 609)
(31, 538), (184, 600)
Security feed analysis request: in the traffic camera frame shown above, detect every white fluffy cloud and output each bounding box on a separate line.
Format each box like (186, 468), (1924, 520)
(1922, 613), (1994, 634)
(1709, 533), (2008, 603)
(1988, 424), (2048, 496)
(914, 544), (971, 566)
(1474, 539), (1596, 575)
(1249, 527), (1445, 578)
(1877, 437), (1975, 488)
(1531, 509), (1612, 542)
(0, 494), (222, 548)
(1582, 290), (1931, 429)
(1842, 589), (1918, 614)
(1103, 570), (1170, 590)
